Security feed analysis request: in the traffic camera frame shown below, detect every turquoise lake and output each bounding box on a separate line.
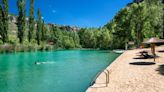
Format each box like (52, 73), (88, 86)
(0, 50), (120, 92)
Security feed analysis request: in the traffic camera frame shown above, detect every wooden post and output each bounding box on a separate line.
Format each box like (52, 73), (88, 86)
(152, 44), (155, 62)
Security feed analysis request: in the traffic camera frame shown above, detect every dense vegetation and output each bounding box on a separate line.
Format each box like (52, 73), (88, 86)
(0, 0), (163, 53)
(105, 0), (163, 49)
(0, 0), (8, 43)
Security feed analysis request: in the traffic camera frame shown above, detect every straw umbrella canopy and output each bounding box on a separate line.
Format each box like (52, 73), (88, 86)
(143, 37), (164, 62)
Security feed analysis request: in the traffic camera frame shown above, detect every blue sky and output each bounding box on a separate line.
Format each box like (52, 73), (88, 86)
(9, 0), (132, 27)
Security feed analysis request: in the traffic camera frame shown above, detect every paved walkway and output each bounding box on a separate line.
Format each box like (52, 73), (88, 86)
(87, 46), (164, 92)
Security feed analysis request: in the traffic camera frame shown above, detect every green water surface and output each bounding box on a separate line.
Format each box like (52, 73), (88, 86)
(0, 50), (120, 92)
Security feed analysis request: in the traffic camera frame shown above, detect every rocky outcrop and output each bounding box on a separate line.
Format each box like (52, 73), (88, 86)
(47, 23), (80, 32)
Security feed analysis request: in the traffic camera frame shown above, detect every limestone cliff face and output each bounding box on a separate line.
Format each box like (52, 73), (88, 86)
(8, 14), (80, 35)
(47, 23), (80, 32)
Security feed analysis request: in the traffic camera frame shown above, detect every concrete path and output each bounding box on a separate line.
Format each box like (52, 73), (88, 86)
(87, 46), (164, 92)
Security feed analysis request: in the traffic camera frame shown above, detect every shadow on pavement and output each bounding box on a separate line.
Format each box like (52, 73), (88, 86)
(129, 62), (155, 65)
(156, 65), (164, 75)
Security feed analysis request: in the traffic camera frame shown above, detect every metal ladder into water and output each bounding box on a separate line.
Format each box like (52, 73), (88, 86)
(90, 69), (110, 87)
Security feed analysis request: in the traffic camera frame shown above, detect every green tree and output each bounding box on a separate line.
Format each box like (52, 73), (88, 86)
(62, 36), (75, 49)
(43, 25), (49, 41)
(17, 0), (26, 43)
(78, 28), (86, 47)
(93, 29), (101, 48)
(70, 31), (80, 48)
(41, 20), (46, 41)
(79, 29), (96, 48)
(0, 6), (4, 41)
(36, 9), (42, 45)
(51, 26), (63, 47)
(105, 7), (133, 49)
(143, 0), (163, 38)
(28, 0), (35, 42)
(105, 0), (163, 49)
(98, 28), (112, 49)
(130, 1), (163, 46)
(0, 0), (8, 43)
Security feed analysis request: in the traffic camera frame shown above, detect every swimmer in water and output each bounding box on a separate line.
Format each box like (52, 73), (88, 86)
(35, 62), (41, 65)
(35, 61), (55, 65)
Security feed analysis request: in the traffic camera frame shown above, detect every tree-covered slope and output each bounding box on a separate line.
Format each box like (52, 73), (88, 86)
(0, 0), (163, 52)
(105, 0), (163, 48)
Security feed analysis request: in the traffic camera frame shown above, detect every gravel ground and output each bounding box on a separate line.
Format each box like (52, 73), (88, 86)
(87, 46), (164, 92)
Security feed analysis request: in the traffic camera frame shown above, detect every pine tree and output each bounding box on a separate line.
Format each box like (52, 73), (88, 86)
(36, 9), (42, 45)
(0, 5), (4, 41)
(1, 0), (8, 43)
(17, 0), (26, 43)
(28, 0), (35, 42)
(41, 20), (45, 41)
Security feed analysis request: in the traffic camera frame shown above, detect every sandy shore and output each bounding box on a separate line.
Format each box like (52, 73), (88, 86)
(87, 46), (164, 92)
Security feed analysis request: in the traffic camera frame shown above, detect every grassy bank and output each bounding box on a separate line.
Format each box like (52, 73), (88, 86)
(0, 42), (54, 53)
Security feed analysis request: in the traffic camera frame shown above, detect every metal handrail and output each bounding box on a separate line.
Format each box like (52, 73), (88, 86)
(90, 71), (102, 86)
(90, 69), (109, 86)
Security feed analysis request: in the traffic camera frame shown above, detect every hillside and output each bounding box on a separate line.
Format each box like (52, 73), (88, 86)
(0, 0), (163, 52)
(104, 0), (163, 48)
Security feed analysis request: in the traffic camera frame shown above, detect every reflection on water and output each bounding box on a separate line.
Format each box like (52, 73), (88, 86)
(0, 50), (120, 92)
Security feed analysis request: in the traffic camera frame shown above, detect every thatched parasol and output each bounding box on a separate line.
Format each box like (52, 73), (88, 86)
(143, 37), (164, 62)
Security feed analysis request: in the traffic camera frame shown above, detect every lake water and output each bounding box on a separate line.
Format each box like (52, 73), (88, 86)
(0, 50), (120, 92)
